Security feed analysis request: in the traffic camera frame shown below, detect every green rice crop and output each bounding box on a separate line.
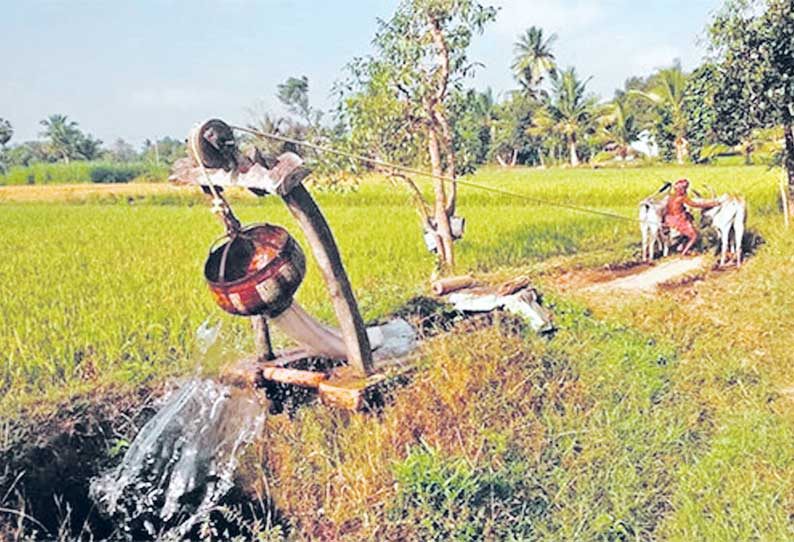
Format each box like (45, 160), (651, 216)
(0, 165), (782, 410)
(1, 163), (791, 540)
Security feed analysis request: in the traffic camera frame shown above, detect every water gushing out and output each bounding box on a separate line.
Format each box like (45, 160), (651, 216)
(89, 379), (265, 540)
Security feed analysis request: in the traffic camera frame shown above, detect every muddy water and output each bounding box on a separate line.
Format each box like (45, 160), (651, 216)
(89, 379), (265, 540)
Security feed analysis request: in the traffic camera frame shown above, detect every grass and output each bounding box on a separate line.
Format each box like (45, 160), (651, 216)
(0, 163), (791, 540)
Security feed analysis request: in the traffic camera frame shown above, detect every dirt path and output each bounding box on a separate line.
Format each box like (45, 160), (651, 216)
(583, 256), (707, 294)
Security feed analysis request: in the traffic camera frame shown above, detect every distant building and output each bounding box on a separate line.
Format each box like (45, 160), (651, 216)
(630, 130), (659, 158)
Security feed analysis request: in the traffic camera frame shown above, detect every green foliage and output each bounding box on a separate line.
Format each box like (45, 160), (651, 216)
(39, 114), (103, 163)
(598, 96), (640, 159)
(340, 0), (496, 171)
(390, 443), (550, 541)
(631, 62), (690, 163)
(390, 445), (484, 541)
(449, 89), (494, 173)
(89, 163), (145, 183)
(708, 0), (794, 184)
(490, 91), (539, 166)
(3, 141), (52, 168)
(543, 67), (598, 166)
(277, 75), (316, 127)
(511, 26), (557, 95)
(684, 64), (722, 162)
(140, 136), (185, 166)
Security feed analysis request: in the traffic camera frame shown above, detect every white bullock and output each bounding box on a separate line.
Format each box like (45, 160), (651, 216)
(639, 196), (669, 261)
(701, 195), (747, 267)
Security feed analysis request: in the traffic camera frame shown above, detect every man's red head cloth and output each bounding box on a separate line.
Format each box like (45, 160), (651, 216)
(674, 178), (689, 193)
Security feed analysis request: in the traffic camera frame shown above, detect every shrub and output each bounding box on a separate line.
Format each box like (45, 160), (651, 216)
(89, 164), (144, 183)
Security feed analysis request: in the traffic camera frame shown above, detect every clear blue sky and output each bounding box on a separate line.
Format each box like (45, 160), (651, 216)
(1, 0), (721, 147)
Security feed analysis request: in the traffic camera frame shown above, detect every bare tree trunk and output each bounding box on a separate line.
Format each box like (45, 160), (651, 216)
(389, 172), (433, 231)
(428, 123), (455, 272)
(433, 109), (457, 217)
(782, 110), (794, 219)
(428, 19), (457, 218)
(426, 14), (455, 267)
(538, 148), (545, 168)
(510, 148), (518, 167)
(569, 136), (579, 167)
(496, 154), (507, 167)
(675, 136), (687, 165)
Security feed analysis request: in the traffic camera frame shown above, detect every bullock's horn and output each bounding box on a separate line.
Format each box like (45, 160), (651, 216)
(657, 181), (672, 194)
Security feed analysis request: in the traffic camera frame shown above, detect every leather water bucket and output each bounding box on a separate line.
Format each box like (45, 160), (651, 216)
(204, 224), (306, 317)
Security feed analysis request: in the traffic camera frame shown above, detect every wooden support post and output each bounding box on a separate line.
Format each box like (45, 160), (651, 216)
(281, 185), (374, 376)
(251, 315), (275, 361)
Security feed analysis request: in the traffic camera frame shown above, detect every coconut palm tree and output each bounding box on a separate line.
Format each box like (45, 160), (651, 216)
(526, 105), (555, 167)
(631, 63), (689, 164)
(545, 68), (597, 166)
(598, 97), (640, 160)
(39, 114), (81, 163)
(511, 26), (557, 95)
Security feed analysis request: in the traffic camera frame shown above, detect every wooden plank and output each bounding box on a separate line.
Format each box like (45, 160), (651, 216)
(319, 374), (384, 410)
(281, 185), (374, 376)
(319, 356), (417, 410)
(220, 355), (266, 389)
(261, 367), (327, 388)
(431, 275), (475, 295)
(220, 348), (312, 388)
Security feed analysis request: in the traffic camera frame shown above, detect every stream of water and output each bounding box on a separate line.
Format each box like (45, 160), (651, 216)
(89, 378), (265, 540)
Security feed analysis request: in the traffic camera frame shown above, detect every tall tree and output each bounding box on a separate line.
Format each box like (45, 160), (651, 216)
(107, 138), (137, 162)
(511, 26), (557, 95)
(342, 0), (497, 273)
(545, 67), (598, 166)
(631, 63), (689, 164)
(489, 91), (537, 166)
(450, 88), (495, 171)
(598, 96), (640, 160)
(277, 76), (318, 127)
(74, 133), (103, 161)
(39, 114), (81, 163)
(708, 0), (794, 211)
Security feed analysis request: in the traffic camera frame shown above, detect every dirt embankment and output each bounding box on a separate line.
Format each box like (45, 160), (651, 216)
(0, 384), (167, 539)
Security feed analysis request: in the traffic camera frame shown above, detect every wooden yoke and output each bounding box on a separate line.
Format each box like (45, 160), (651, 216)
(262, 153), (373, 376)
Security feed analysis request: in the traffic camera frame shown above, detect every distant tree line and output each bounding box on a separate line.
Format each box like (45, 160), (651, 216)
(238, 0), (792, 271)
(2, 0), (790, 219)
(0, 114), (185, 174)
(249, 3), (788, 177)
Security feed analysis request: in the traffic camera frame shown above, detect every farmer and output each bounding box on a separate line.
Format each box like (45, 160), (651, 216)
(664, 178), (718, 256)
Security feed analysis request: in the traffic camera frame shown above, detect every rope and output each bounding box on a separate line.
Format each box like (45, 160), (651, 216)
(232, 125), (640, 223)
(232, 125), (456, 182)
(449, 178), (637, 222)
(231, 126), (772, 224)
(189, 124), (241, 234)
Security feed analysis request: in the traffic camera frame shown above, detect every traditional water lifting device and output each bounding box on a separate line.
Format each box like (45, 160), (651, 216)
(176, 119), (423, 407)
